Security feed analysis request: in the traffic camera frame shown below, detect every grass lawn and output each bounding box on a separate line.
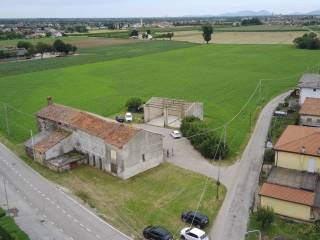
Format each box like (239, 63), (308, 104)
(0, 134), (224, 239)
(0, 44), (320, 160)
(246, 212), (320, 240)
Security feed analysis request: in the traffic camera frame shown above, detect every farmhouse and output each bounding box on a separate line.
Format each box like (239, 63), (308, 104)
(144, 97), (203, 128)
(298, 73), (320, 105)
(25, 97), (164, 179)
(299, 97), (320, 127)
(259, 125), (320, 221)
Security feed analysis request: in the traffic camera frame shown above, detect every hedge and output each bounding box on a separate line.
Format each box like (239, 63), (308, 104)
(0, 208), (30, 240)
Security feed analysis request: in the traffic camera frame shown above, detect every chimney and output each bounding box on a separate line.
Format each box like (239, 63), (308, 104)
(301, 146), (306, 154)
(47, 96), (53, 106)
(318, 148), (320, 155)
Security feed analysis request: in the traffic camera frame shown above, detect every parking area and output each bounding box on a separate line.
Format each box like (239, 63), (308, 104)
(134, 124), (235, 188)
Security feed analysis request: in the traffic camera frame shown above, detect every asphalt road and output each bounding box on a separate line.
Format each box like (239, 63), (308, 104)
(0, 143), (132, 240)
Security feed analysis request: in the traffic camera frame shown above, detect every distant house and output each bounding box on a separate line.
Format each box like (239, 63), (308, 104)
(25, 97), (164, 179)
(298, 73), (320, 105)
(300, 97), (320, 127)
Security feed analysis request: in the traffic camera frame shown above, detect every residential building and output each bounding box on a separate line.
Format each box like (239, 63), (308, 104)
(25, 97), (164, 179)
(300, 97), (320, 127)
(274, 125), (320, 173)
(298, 73), (320, 105)
(259, 125), (320, 221)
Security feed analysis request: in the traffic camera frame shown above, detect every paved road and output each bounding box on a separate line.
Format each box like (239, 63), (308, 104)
(211, 92), (289, 240)
(137, 92), (289, 240)
(0, 143), (132, 240)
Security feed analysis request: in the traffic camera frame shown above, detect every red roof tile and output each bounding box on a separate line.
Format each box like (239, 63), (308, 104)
(274, 125), (320, 156)
(259, 183), (315, 206)
(35, 130), (71, 153)
(37, 104), (140, 148)
(300, 98), (320, 117)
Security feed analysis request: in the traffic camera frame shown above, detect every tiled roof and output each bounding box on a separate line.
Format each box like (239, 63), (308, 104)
(259, 183), (315, 206)
(300, 98), (320, 117)
(37, 104), (140, 148)
(34, 130), (71, 153)
(274, 125), (320, 156)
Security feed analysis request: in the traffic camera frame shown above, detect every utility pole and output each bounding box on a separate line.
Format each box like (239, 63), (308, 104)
(2, 103), (10, 136)
(259, 80), (262, 105)
(30, 129), (36, 161)
(216, 156), (221, 200)
(2, 177), (9, 215)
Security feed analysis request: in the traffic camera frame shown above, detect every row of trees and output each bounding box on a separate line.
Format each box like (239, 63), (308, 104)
(180, 116), (229, 160)
(17, 39), (77, 57)
(0, 30), (24, 40)
(294, 32), (320, 50)
(241, 17), (263, 26)
(64, 25), (88, 33)
(155, 32), (174, 40)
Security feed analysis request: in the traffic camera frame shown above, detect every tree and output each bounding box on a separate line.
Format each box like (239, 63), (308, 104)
(146, 30), (151, 35)
(53, 39), (67, 53)
(241, 18), (263, 26)
(17, 41), (33, 50)
(168, 32), (174, 40)
(256, 206), (274, 229)
(35, 42), (52, 58)
(263, 149), (275, 164)
(130, 30), (139, 37)
(126, 97), (143, 112)
(202, 24), (214, 44)
(294, 33), (320, 50)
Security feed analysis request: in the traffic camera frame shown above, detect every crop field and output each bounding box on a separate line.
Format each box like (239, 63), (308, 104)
(1, 43), (319, 159)
(173, 30), (308, 44)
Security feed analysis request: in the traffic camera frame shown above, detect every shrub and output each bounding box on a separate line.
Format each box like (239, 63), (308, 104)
(0, 208), (5, 218)
(294, 33), (320, 50)
(264, 149), (275, 164)
(180, 117), (229, 160)
(125, 97), (143, 112)
(256, 206), (275, 229)
(0, 215), (30, 240)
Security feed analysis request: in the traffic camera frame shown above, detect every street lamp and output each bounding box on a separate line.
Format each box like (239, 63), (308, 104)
(246, 230), (261, 240)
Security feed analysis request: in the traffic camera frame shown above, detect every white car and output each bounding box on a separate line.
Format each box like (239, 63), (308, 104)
(180, 227), (209, 240)
(170, 130), (182, 139)
(125, 112), (133, 122)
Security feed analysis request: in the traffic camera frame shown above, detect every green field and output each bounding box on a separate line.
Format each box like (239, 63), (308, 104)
(0, 40), (194, 77)
(1, 42), (319, 159)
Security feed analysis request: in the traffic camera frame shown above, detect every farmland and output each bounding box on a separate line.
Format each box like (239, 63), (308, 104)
(173, 30), (309, 44)
(0, 42), (319, 159)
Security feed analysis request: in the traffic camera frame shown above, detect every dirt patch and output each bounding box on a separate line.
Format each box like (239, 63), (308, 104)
(173, 31), (308, 44)
(64, 37), (137, 48)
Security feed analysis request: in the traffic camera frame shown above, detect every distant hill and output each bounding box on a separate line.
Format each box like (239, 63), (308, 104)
(220, 10), (273, 17)
(306, 10), (320, 15)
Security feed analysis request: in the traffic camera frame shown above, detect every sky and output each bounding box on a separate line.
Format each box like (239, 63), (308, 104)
(0, 0), (319, 18)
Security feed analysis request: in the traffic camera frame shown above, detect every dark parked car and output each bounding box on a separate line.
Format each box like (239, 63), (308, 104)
(143, 226), (173, 240)
(115, 116), (125, 123)
(181, 211), (209, 229)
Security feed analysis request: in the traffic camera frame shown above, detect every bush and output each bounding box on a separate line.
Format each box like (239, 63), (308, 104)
(294, 33), (320, 50)
(0, 208), (5, 218)
(180, 117), (229, 160)
(256, 206), (274, 229)
(125, 97), (143, 112)
(264, 149), (275, 164)
(0, 215), (30, 240)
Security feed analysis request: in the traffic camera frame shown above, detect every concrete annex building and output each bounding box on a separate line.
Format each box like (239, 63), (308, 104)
(25, 97), (163, 179)
(298, 73), (320, 105)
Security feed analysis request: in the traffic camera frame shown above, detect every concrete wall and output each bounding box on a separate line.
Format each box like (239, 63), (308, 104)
(300, 88), (320, 105)
(275, 151), (320, 173)
(186, 102), (204, 120)
(118, 130), (163, 179)
(144, 105), (163, 122)
(44, 135), (74, 160)
(261, 196), (311, 221)
(300, 115), (320, 127)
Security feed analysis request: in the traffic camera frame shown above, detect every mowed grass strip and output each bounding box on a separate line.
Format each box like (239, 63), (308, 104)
(0, 44), (319, 158)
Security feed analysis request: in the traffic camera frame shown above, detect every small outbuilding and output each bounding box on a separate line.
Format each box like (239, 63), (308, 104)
(144, 97), (203, 128)
(298, 73), (320, 105)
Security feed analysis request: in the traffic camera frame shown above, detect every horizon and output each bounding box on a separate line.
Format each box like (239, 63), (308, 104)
(1, 0), (320, 18)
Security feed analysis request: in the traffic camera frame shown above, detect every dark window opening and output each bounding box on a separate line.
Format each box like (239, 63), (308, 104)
(142, 154), (146, 162)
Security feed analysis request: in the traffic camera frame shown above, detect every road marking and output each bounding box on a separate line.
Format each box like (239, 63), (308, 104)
(73, 218), (78, 223)
(80, 223), (84, 228)
(86, 228), (92, 232)
(96, 234), (101, 239)
(62, 209), (66, 214)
